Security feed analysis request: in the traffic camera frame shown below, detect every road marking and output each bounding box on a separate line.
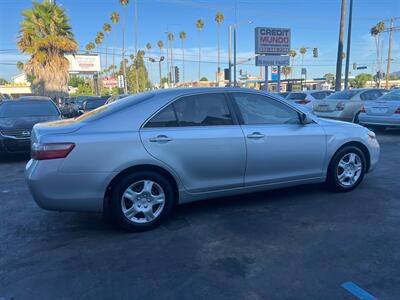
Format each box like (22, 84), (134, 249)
(341, 282), (378, 300)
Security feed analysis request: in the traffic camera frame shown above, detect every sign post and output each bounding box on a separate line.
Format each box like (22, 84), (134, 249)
(255, 27), (291, 93)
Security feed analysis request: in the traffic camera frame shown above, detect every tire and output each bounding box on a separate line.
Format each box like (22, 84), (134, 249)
(110, 171), (175, 232)
(327, 146), (366, 192)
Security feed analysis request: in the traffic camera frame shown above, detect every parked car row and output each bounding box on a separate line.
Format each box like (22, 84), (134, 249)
(279, 88), (400, 129)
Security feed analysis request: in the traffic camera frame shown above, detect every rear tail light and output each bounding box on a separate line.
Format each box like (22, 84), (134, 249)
(395, 107), (400, 114)
(360, 105), (366, 113)
(31, 143), (75, 160)
(335, 102), (345, 111)
(295, 99), (311, 105)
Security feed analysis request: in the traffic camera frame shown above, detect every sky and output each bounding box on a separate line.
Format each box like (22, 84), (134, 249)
(0, 0), (399, 83)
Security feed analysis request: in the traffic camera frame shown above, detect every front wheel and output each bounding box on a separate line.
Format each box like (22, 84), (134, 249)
(327, 146), (366, 192)
(110, 171), (175, 232)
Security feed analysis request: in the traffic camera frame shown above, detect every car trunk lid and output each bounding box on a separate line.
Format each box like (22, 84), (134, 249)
(364, 100), (400, 116)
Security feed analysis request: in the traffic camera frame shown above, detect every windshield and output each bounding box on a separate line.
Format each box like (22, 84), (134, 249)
(0, 101), (59, 118)
(377, 90), (400, 101)
(287, 93), (306, 100)
(327, 90), (359, 100)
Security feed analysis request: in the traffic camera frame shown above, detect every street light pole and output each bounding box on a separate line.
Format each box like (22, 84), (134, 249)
(344, 0), (353, 90)
(233, 24), (237, 87)
(386, 18), (394, 89)
(335, 0), (347, 91)
(228, 25), (232, 87)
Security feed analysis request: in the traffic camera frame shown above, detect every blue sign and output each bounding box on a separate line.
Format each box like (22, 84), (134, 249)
(357, 66), (368, 70)
(271, 66), (278, 81)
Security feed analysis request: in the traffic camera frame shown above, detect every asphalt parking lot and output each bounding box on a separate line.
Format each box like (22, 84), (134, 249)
(1, 129), (400, 300)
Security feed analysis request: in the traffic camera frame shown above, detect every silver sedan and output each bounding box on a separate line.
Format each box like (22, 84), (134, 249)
(25, 88), (380, 231)
(359, 89), (400, 129)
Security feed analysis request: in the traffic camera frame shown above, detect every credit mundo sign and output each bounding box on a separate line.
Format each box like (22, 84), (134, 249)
(255, 27), (291, 55)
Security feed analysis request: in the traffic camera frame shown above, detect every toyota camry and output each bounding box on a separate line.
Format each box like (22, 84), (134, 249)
(25, 88), (380, 231)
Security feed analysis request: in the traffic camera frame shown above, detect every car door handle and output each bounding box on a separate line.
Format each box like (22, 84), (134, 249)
(149, 135), (173, 143)
(247, 132), (265, 139)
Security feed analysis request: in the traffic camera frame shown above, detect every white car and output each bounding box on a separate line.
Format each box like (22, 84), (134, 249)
(286, 90), (335, 108)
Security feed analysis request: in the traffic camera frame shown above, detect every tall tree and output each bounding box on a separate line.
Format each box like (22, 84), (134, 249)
(103, 23), (111, 73)
(16, 61), (24, 71)
(120, 0), (129, 93)
(179, 31), (186, 83)
(196, 19), (204, 81)
(146, 42), (152, 85)
(215, 12), (224, 81)
(110, 12), (120, 69)
(85, 42), (95, 54)
(168, 32), (174, 85)
(17, 0), (77, 98)
(370, 21), (386, 87)
(299, 47), (307, 79)
(157, 40), (164, 81)
(288, 49), (296, 78)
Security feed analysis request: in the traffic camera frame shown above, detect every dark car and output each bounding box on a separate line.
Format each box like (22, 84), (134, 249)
(0, 97), (61, 155)
(79, 98), (107, 114)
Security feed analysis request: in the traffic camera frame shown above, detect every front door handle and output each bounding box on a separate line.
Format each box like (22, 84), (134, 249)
(149, 135), (173, 143)
(247, 132), (265, 139)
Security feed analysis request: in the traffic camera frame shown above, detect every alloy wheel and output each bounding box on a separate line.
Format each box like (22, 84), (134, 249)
(121, 180), (165, 224)
(336, 153), (363, 187)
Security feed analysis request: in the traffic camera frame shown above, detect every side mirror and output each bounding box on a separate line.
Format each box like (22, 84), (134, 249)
(300, 113), (313, 125)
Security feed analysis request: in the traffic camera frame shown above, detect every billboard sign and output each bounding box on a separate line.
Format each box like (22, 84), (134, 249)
(255, 55), (290, 66)
(255, 27), (291, 55)
(65, 54), (101, 73)
(103, 77), (118, 88)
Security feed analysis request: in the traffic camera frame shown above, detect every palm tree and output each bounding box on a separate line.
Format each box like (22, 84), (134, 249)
(110, 12), (120, 69)
(299, 47), (307, 78)
(196, 19), (204, 81)
(288, 49), (296, 78)
(120, 0), (129, 93)
(17, 0), (77, 98)
(85, 42), (95, 54)
(370, 21), (386, 87)
(179, 31), (186, 83)
(167, 32), (174, 84)
(281, 66), (292, 80)
(146, 43), (152, 85)
(215, 12), (224, 81)
(16, 61), (24, 71)
(103, 23), (111, 73)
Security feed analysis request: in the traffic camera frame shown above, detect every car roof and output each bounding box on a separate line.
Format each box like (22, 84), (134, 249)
(16, 96), (53, 101)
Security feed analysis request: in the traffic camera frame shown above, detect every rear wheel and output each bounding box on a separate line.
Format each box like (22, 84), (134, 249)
(327, 146), (366, 192)
(110, 171), (175, 231)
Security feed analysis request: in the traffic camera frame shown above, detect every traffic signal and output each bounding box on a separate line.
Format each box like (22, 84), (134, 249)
(224, 68), (230, 81)
(174, 66), (180, 83)
(313, 48), (318, 58)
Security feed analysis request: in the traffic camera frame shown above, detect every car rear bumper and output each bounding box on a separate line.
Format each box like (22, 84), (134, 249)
(359, 114), (400, 127)
(25, 159), (115, 213)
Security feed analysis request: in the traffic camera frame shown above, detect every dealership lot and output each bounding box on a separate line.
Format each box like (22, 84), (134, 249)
(1, 129), (400, 300)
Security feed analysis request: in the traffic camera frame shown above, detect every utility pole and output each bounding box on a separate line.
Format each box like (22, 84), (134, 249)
(228, 25), (232, 87)
(344, 0), (353, 90)
(233, 24), (237, 87)
(134, 0), (139, 93)
(386, 18), (394, 89)
(335, 0), (346, 91)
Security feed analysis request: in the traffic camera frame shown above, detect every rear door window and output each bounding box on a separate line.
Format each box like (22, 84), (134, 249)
(173, 93), (234, 126)
(145, 105), (178, 128)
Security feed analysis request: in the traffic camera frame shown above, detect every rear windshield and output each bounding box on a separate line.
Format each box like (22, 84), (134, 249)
(287, 93), (306, 100)
(0, 101), (59, 118)
(85, 99), (106, 109)
(377, 90), (400, 101)
(327, 90), (359, 100)
(75, 93), (154, 122)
